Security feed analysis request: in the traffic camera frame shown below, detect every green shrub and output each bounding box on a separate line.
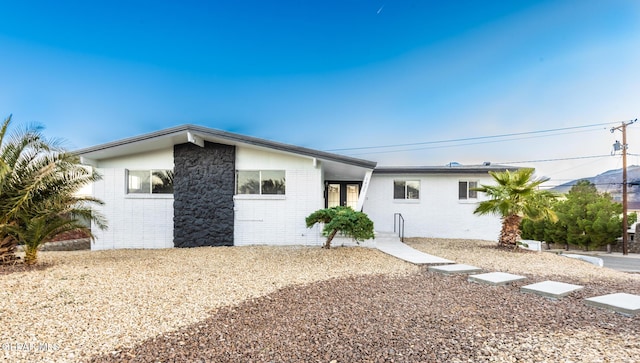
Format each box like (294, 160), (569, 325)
(305, 206), (374, 249)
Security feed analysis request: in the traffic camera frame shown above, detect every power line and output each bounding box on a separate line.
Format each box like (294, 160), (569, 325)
(541, 183), (639, 189)
(495, 154), (610, 164)
(344, 128), (602, 156)
(325, 119), (637, 180)
(541, 157), (607, 178)
(327, 120), (622, 152)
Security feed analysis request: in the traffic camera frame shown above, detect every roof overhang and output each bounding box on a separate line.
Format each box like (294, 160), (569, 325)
(373, 165), (521, 174)
(74, 124), (377, 173)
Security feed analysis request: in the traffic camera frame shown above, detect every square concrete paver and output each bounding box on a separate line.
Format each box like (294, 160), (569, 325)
(430, 264), (482, 275)
(585, 293), (640, 316)
(521, 281), (583, 299)
(468, 272), (526, 286)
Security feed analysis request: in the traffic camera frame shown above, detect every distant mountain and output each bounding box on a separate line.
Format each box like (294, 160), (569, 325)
(551, 165), (640, 210)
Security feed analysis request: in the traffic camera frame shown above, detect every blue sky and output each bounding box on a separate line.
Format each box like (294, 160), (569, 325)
(1, 0), (639, 186)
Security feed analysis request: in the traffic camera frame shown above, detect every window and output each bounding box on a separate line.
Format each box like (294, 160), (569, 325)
(327, 184), (340, 208)
(236, 170), (285, 195)
(459, 180), (478, 200)
(393, 180), (420, 200)
(127, 169), (174, 194)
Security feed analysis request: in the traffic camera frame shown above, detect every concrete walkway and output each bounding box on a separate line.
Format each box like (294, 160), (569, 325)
(375, 234), (639, 315)
(375, 233), (453, 265)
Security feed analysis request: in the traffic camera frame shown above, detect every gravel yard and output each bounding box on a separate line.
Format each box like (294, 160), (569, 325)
(1, 246), (416, 362)
(2, 239), (639, 362)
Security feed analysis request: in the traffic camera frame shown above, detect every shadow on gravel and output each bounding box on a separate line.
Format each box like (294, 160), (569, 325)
(478, 244), (538, 254)
(0, 261), (53, 275)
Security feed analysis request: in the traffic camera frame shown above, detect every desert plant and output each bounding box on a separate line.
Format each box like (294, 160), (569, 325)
(0, 115), (107, 264)
(305, 206), (374, 249)
(473, 168), (557, 247)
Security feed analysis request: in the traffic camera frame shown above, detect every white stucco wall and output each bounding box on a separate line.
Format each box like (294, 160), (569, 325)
(234, 147), (325, 246)
(363, 173), (502, 241)
(90, 149), (174, 250)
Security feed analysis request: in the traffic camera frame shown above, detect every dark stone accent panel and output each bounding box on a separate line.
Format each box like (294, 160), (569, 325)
(173, 142), (235, 247)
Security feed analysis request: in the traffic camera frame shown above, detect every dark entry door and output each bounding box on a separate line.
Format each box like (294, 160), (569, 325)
(325, 181), (361, 209)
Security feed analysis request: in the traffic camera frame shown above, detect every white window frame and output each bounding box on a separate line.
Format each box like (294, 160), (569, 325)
(458, 180), (478, 200)
(393, 180), (420, 201)
(125, 169), (174, 199)
(235, 170), (286, 196)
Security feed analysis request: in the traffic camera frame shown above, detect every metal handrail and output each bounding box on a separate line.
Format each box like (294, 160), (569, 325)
(394, 213), (405, 242)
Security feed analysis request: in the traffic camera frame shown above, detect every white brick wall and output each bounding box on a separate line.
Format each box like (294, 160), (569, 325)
(233, 147), (326, 246)
(91, 161), (504, 248)
(234, 168), (325, 246)
(363, 174), (502, 241)
(90, 145), (330, 249)
(91, 167), (174, 250)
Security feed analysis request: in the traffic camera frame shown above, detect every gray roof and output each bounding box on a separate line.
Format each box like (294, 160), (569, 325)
(373, 164), (521, 174)
(74, 124), (377, 169)
(74, 125), (524, 175)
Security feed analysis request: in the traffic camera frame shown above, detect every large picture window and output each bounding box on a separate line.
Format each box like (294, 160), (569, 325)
(127, 169), (174, 194)
(458, 180), (478, 200)
(236, 170), (286, 195)
(393, 180), (420, 200)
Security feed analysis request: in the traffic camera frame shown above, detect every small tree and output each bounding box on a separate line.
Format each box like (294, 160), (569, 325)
(556, 180), (631, 251)
(521, 180), (638, 251)
(520, 217), (548, 242)
(521, 198), (564, 249)
(305, 206), (374, 249)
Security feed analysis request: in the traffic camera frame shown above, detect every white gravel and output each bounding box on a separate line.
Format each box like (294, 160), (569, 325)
(1, 246), (417, 362)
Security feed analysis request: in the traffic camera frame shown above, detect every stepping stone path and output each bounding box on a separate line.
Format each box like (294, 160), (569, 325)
(429, 264), (482, 275)
(468, 272), (526, 286)
(377, 238), (640, 317)
(521, 280), (584, 299)
(585, 293), (640, 316)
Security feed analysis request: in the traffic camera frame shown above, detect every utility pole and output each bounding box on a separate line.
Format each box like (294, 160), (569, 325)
(611, 119), (637, 255)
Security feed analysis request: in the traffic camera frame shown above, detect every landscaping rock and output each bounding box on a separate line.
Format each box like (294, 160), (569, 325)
(2, 238), (639, 362)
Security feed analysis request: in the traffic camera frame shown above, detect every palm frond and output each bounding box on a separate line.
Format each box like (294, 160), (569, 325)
(473, 168), (558, 246)
(1, 115), (107, 263)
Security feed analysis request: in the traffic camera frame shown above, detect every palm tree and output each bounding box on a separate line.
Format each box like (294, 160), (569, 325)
(0, 115), (48, 263)
(0, 115), (107, 264)
(473, 168), (557, 247)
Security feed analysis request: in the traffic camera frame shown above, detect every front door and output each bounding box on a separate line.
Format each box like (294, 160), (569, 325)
(326, 181), (361, 209)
